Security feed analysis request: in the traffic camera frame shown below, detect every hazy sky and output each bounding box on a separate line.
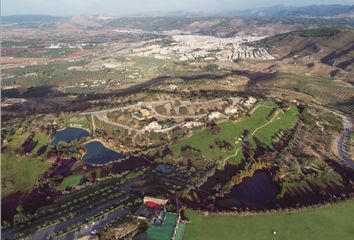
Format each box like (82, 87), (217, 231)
(3, 0), (353, 16)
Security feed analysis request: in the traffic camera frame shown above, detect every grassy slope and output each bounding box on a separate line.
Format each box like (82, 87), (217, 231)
(252, 107), (299, 146)
(64, 116), (91, 129)
(1, 129), (52, 197)
(58, 174), (83, 190)
(2, 153), (51, 197)
(171, 105), (273, 163)
(171, 102), (299, 164)
(32, 132), (51, 154)
(184, 200), (354, 240)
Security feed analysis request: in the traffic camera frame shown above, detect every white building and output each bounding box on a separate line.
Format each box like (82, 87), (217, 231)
(144, 121), (162, 132)
(225, 107), (238, 115)
(184, 121), (204, 129)
(208, 111), (226, 120)
(245, 97), (257, 106)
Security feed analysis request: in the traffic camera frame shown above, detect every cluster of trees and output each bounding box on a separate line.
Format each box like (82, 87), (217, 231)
(300, 27), (339, 37)
(215, 139), (232, 151)
(207, 122), (221, 134)
(181, 145), (203, 161)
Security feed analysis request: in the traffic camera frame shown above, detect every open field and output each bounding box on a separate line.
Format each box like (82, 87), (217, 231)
(184, 200), (354, 240)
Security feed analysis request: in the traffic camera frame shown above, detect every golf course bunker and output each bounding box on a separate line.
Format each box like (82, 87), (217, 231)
(82, 140), (125, 165)
(219, 170), (280, 210)
(52, 127), (89, 145)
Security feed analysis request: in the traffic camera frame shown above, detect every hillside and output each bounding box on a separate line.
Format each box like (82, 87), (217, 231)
(251, 28), (354, 77)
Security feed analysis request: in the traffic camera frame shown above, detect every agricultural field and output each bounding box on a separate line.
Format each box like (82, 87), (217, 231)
(184, 200), (354, 240)
(260, 72), (354, 116)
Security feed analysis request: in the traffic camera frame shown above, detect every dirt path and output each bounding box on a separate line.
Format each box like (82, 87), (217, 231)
(251, 110), (281, 136)
(222, 109), (280, 165)
(91, 114), (96, 135)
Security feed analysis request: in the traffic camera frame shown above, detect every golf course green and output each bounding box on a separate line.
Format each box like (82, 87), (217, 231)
(184, 200), (354, 240)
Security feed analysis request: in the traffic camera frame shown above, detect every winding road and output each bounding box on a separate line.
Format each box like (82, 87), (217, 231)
(336, 117), (354, 169)
(81, 99), (228, 134)
(311, 105), (353, 169)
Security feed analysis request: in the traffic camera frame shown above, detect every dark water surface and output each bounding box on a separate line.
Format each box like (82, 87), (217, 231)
(82, 141), (124, 165)
(217, 170), (280, 209)
(51, 127), (89, 145)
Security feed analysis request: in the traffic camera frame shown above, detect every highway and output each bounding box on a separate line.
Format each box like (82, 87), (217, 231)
(311, 104), (353, 169)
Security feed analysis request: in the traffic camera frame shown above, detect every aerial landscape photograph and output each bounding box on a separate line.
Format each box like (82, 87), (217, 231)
(1, 0), (354, 239)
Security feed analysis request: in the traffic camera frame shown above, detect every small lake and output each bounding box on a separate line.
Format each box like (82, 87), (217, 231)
(155, 164), (174, 174)
(82, 141), (125, 165)
(51, 127), (90, 145)
(217, 170), (280, 210)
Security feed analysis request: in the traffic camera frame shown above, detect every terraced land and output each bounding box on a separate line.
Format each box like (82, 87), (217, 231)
(261, 73), (354, 116)
(184, 200), (354, 240)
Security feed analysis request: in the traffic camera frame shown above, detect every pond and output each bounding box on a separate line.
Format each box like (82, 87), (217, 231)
(82, 140), (125, 165)
(51, 127), (90, 145)
(216, 170), (280, 210)
(155, 164), (174, 174)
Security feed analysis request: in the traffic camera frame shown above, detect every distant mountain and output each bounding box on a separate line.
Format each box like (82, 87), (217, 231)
(233, 5), (354, 18)
(2, 15), (68, 24)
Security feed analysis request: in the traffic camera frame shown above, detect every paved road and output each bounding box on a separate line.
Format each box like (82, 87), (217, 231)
(80, 100), (170, 115)
(83, 99), (214, 134)
(310, 104), (353, 169)
(337, 118), (354, 169)
(146, 105), (207, 120)
(94, 113), (143, 133)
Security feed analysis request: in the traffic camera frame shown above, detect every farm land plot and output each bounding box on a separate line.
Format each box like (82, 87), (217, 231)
(261, 72), (354, 116)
